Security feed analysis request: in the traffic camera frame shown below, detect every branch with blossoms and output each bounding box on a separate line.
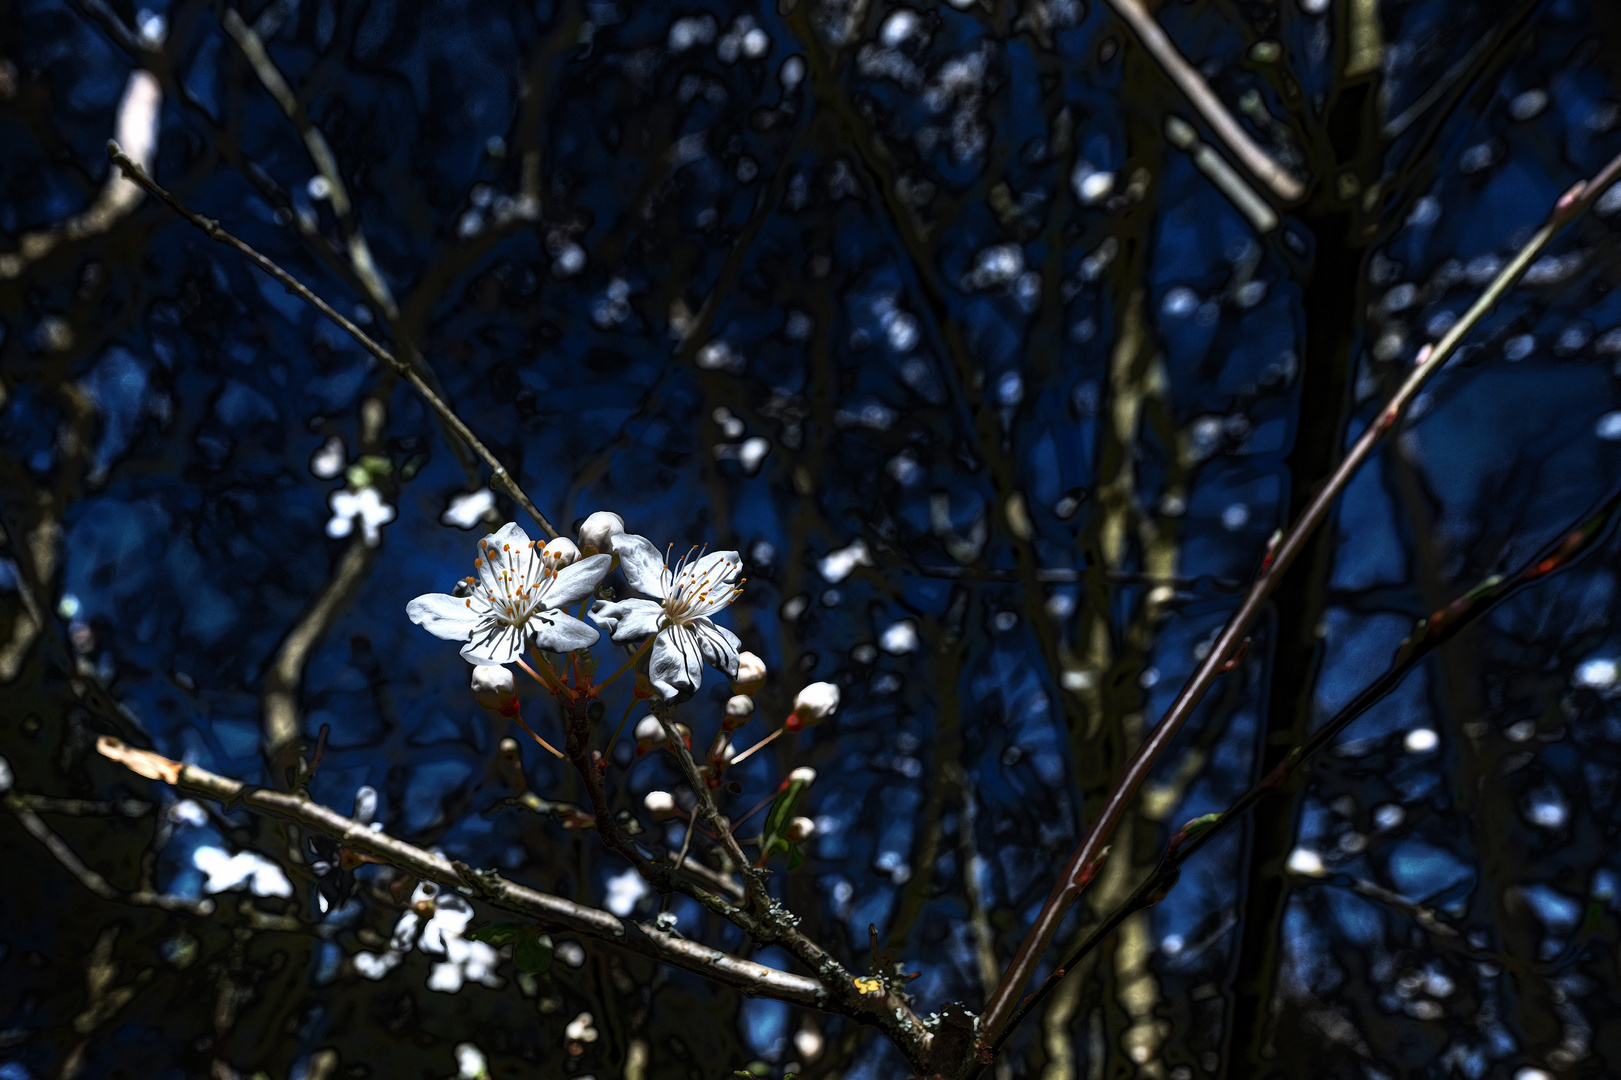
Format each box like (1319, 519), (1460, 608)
(75, 51), (1621, 1077)
(99, 510), (938, 1072)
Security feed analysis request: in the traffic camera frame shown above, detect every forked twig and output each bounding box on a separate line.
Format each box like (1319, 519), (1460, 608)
(990, 481), (1621, 1051)
(103, 141), (558, 539)
(976, 145), (1621, 1051)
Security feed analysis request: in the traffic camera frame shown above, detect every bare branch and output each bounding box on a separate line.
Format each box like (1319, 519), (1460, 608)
(102, 142), (558, 539)
(92, 737), (828, 1006)
(1101, 0), (1305, 204)
(976, 144), (1621, 1053)
(988, 479), (1621, 1054)
(6, 792), (213, 915)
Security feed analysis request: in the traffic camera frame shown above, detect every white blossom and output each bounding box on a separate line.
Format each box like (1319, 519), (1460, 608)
(407, 522), (610, 664)
(605, 867), (650, 916)
(385, 882), (502, 993)
(643, 790), (677, 816)
(192, 845), (293, 897)
(440, 488), (496, 529)
(590, 534), (745, 700)
(327, 486), (396, 547)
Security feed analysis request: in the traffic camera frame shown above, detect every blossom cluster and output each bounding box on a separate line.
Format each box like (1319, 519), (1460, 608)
(406, 512), (747, 702)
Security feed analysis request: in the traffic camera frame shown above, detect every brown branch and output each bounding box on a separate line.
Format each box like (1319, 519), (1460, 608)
(1100, 0), (1304, 204)
(6, 792), (213, 915)
(261, 536), (376, 759)
(653, 714), (936, 1071)
(988, 479), (1621, 1051)
(92, 736), (828, 1007)
(102, 141), (557, 540)
(976, 144), (1621, 1052)
(217, 6), (399, 318)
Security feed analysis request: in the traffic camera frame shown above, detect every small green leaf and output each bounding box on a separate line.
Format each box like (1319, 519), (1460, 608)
(514, 932), (553, 973)
(787, 844), (805, 872)
(466, 921), (526, 946)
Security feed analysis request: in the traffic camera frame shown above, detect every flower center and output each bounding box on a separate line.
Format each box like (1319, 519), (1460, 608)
(661, 546), (743, 625)
(474, 540), (558, 627)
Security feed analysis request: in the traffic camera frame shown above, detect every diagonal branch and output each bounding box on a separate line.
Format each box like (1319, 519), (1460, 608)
(975, 144), (1621, 1052)
(1100, 0), (1304, 204)
(6, 790), (214, 915)
(988, 479), (1621, 1050)
(102, 142), (557, 539)
(91, 736), (827, 1006)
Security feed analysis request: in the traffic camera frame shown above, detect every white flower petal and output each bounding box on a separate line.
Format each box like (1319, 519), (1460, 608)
(527, 610), (600, 653)
(590, 598), (666, 642)
(649, 624), (704, 701)
(613, 533), (672, 598)
(461, 620), (528, 665)
(475, 522), (537, 594)
(542, 553), (612, 609)
(407, 593), (483, 642)
(692, 617), (741, 678)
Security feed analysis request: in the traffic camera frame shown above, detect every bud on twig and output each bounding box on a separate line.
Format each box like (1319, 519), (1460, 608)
(722, 694), (755, 732)
(643, 790), (678, 818)
(633, 716), (691, 755)
(470, 664), (518, 715)
(785, 682), (840, 732)
(578, 510), (626, 555)
(541, 536), (581, 569)
(732, 651), (767, 696)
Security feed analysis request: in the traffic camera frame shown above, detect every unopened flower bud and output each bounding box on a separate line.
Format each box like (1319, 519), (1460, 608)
(578, 511), (627, 555)
(633, 716), (666, 755)
(733, 651), (768, 696)
(789, 766), (817, 786)
(351, 785), (378, 826)
(542, 536), (581, 570)
(785, 681), (840, 732)
(787, 816), (815, 842)
(722, 694), (755, 731)
(643, 790), (677, 817)
(470, 664), (518, 713)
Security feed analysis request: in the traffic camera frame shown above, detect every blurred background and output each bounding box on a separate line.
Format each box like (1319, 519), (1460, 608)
(4, 0), (1621, 1076)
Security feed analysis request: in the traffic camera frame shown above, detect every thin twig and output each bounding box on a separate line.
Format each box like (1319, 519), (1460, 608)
(102, 141), (558, 539)
(989, 479), (1621, 1046)
(976, 145), (1621, 1051)
(1101, 0), (1304, 204)
(6, 794), (213, 915)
